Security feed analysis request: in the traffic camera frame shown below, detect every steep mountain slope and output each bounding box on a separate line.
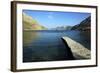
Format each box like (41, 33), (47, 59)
(23, 13), (47, 30)
(71, 16), (91, 31)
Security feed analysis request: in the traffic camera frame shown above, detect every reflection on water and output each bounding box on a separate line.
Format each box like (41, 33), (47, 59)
(63, 30), (91, 49)
(23, 30), (90, 62)
(23, 31), (39, 46)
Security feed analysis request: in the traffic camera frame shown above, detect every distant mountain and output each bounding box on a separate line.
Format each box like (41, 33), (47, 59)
(23, 13), (47, 30)
(65, 26), (72, 30)
(71, 16), (91, 31)
(51, 26), (72, 30)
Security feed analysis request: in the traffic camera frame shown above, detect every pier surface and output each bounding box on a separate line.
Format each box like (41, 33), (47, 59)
(62, 36), (91, 59)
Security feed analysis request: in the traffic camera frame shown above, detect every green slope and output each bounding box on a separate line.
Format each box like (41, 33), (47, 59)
(23, 13), (47, 30)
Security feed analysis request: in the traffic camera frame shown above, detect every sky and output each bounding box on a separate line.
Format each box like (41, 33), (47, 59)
(23, 10), (90, 29)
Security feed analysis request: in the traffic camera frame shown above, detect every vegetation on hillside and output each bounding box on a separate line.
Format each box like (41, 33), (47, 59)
(23, 13), (47, 30)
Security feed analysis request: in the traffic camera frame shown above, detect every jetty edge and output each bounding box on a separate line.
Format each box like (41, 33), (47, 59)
(62, 36), (91, 59)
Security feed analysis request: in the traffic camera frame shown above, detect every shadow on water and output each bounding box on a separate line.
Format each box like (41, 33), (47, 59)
(61, 38), (75, 60)
(79, 31), (91, 50)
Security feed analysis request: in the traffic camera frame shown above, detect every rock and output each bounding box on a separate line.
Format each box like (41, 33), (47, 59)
(62, 36), (91, 59)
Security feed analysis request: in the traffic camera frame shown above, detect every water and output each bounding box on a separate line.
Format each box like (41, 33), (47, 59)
(23, 30), (90, 62)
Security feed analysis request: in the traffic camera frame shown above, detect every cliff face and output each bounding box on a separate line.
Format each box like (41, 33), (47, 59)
(23, 13), (47, 30)
(71, 16), (91, 31)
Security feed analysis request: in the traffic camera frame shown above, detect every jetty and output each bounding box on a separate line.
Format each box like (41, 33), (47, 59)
(62, 36), (91, 59)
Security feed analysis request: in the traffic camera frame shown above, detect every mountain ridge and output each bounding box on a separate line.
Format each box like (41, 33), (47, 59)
(23, 13), (47, 30)
(71, 16), (91, 31)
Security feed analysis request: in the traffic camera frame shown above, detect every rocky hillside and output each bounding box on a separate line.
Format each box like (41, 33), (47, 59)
(23, 13), (47, 30)
(71, 16), (91, 31)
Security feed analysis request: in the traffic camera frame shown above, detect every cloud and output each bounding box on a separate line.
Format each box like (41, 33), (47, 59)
(47, 12), (54, 19)
(48, 15), (53, 19)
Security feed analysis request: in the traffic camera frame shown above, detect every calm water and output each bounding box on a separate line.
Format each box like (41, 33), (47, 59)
(23, 30), (90, 62)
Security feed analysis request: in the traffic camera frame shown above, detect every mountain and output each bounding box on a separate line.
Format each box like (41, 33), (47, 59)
(51, 26), (72, 30)
(65, 26), (72, 30)
(23, 13), (47, 30)
(71, 16), (91, 31)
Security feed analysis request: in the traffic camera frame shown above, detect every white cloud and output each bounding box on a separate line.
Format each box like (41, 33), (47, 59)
(48, 15), (53, 19)
(47, 12), (54, 19)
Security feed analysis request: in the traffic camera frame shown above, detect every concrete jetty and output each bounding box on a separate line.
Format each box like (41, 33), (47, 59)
(62, 36), (91, 59)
